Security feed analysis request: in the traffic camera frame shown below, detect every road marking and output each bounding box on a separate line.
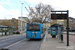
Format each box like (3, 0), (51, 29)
(4, 38), (26, 48)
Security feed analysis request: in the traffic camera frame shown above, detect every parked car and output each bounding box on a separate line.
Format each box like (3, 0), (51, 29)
(69, 28), (75, 32)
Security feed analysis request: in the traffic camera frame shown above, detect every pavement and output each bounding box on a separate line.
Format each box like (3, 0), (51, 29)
(40, 31), (75, 50)
(63, 32), (75, 35)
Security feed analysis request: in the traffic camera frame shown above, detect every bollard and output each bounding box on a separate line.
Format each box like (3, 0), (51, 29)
(61, 34), (63, 43)
(5, 32), (6, 35)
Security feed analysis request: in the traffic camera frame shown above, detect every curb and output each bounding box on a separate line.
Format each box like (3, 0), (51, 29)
(40, 31), (47, 50)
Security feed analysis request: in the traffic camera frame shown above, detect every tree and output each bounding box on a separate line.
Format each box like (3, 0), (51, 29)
(26, 18), (30, 23)
(28, 3), (53, 23)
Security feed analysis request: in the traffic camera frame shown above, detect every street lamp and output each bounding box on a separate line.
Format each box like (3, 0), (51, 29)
(21, 3), (24, 34)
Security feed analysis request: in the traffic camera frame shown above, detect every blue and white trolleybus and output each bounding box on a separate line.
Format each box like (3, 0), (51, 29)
(26, 23), (46, 39)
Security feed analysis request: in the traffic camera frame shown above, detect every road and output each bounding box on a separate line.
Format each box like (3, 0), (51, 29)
(0, 34), (43, 50)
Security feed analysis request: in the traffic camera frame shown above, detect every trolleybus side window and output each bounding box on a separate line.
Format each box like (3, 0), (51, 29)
(42, 27), (43, 33)
(42, 27), (46, 33)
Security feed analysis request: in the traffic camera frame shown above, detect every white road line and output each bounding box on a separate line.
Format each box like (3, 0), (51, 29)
(4, 38), (26, 48)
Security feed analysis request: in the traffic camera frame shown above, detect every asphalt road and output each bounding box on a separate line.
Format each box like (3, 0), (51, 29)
(0, 34), (43, 50)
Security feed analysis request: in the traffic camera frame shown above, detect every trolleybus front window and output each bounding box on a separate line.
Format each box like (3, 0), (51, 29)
(52, 29), (56, 31)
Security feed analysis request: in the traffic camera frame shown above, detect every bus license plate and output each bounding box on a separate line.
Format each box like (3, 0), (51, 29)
(32, 36), (35, 37)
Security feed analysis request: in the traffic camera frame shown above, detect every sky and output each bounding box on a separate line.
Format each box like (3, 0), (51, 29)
(0, 0), (75, 19)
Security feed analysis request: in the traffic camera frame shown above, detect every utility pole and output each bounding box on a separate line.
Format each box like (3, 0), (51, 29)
(67, 10), (69, 46)
(21, 3), (24, 34)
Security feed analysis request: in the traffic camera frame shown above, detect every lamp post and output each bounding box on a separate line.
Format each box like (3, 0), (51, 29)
(21, 3), (24, 34)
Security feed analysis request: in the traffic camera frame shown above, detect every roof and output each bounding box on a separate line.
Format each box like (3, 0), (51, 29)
(69, 17), (75, 20)
(27, 23), (42, 25)
(0, 26), (8, 28)
(51, 24), (63, 27)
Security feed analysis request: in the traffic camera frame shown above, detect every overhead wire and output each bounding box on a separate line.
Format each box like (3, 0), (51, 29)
(23, 0), (30, 7)
(0, 0), (18, 16)
(23, 0), (30, 12)
(19, 0), (29, 12)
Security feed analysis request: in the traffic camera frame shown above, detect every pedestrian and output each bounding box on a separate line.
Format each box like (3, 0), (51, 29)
(74, 31), (75, 35)
(5, 31), (7, 35)
(61, 33), (63, 43)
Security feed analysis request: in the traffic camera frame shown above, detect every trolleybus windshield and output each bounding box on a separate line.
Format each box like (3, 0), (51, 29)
(52, 28), (56, 31)
(27, 24), (40, 31)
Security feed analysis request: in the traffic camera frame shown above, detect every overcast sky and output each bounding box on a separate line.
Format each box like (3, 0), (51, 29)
(0, 0), (75, 19)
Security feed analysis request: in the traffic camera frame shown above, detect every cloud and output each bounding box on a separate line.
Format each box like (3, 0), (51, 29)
(24, 0), (26, 1)
(7, 0), (9, 2)
(6, 9), (19, 19)
(0, 5), (20, 19)
(0, 5), (7, 12)
(0, 1), (9, 5)
(27, 0), (75, 18)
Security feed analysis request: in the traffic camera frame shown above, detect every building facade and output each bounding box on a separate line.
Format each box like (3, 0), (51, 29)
(18, 17), (29, 31)
(0, 18), (22, 31)
(43, 22), (51, 28)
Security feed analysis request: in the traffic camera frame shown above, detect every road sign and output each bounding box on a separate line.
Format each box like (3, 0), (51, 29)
(51, 14), (67, 19)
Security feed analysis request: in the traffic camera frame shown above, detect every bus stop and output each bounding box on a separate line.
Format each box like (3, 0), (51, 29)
(0, 25), (17, 36)
(51, 24), (63, 39)
(0, 25), (8, 36)
(51, 10), (69, 46)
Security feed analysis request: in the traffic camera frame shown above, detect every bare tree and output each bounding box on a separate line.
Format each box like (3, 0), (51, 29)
(28, 3), (53, 23)
(26, 18), (30, 23)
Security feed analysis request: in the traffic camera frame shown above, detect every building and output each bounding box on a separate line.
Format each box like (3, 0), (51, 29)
(43, 22), (51, 28)
(18, 17), (29, 31)
(0, 18), (21, 31)
(70, 17), (75, 29)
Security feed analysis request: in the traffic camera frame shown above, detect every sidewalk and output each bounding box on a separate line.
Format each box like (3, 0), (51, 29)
(0, 33), (26, 40)
(40, 31), (75, 50)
